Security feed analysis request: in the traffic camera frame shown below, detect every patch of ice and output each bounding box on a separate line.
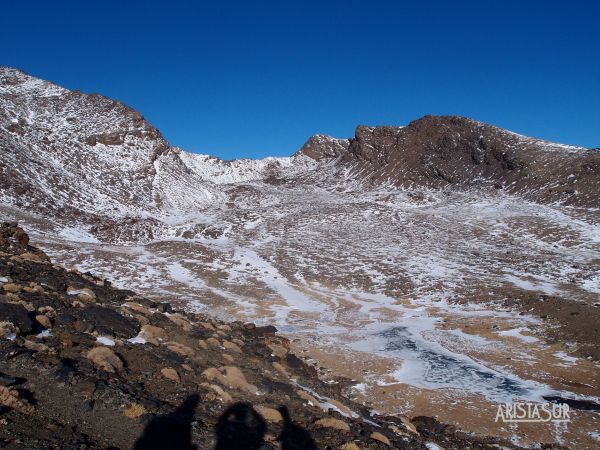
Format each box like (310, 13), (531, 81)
(96, 336), (115, 346)
(426, 443), (443, 450)
(127, 333), (147, 344)
(553, 351), (578, 367)
(498, 327), (539, 343)
(58, 226), (100, 243)
(36, 330), (52, 338)
(589, 431), (600, 442)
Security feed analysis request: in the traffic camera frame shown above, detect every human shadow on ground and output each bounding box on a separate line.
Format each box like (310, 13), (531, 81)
(277, 405), (317, 450)
(134, 397), (317, 450)
(214, 402), (317, 450)
(134, 394), (199, 450)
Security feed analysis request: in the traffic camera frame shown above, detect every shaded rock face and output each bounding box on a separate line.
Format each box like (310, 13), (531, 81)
(296, 115), (599, 208)
(294, 134), (350, 161)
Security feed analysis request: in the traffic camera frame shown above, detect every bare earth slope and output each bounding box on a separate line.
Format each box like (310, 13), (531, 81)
(1, 68), (600, 448)
(2, 222), (516, 449)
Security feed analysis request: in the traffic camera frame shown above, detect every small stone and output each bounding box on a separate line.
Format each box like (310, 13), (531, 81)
(199, 322), (216, 331)
(206, 337), (220, 347)
(297, 389), (319, 407)
(371, 432), (391, 446)
(255, 405), (283, 423)
(315, 418), (350, 432)
(329, 399), (353, 416)
(399, 415), (418, 434)
(267, 343), (288, 359)
(168, 314), (192, 331)
(35, 315), (52, 329)
(199, 382), (232, 403)
(160, 367), (180, 383)
(223, 340), (242, 353)
(86, 346), (123, 372)
(166, 342), (194, 357)
(141, 325), (167, 345)
(19, 252), (45, 263)
(340, 443), (361, 450)
(223, 354), (234, 364)
(124, 403), (147, 419)
(2, 283), (21, 293)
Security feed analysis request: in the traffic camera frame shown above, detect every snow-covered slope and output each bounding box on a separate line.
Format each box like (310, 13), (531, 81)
(2, 68), (600, 447)
(0, 67), (316, 240)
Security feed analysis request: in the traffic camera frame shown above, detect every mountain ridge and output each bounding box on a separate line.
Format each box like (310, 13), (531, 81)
(2, 67), (600, 245)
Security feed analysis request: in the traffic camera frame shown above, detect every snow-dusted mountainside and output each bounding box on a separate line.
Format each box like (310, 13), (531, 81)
(300, 117), (600, 207)
(2, 68), (600, 447)
(0, 67), (315, 241)
(1, 67), (599, 243)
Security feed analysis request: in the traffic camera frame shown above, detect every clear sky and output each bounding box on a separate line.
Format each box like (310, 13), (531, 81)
(2, 1), (599, 158)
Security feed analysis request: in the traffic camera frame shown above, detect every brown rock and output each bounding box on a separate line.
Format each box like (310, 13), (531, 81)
(161, 367), (181, 382)
(223, 340), (242, 353)
(2, 283), (22, 293)
(315, 418), (351, 432)
(255, 405), (283, 423)
(166, 341), (194, 357)
(206, 337), (220, 348)
(340, 444), (361, 450)
(297, 389), (320, 407)
(199, 322), (216, 331)
(86, 346), (123, 372)
(0, 386), (34, 414)
(35, 314), (52, 329)
(141, 324), (167, 345)
(399, 415), (418, 434)
(329, 399), (353, 417)
(199, 382), (232, 403)
(202, 366), (258, 395)
(19, 252), (45, 263)
(267, 343), (288, 358)
(124, 403), (147, 419)
(370, 432), (391, 446)
(169, 313), (192, 331)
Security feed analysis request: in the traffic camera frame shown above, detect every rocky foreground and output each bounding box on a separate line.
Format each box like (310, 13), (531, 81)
(0, 222), (535, 450)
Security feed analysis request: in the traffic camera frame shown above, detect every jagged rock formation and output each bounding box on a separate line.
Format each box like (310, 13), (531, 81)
(301, 116), (599, 207)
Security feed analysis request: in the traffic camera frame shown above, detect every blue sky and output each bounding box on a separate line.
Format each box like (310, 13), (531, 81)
(2, 1), (599, 158)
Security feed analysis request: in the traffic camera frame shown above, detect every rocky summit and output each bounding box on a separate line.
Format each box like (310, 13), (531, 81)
(1, 68), (600, 448)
